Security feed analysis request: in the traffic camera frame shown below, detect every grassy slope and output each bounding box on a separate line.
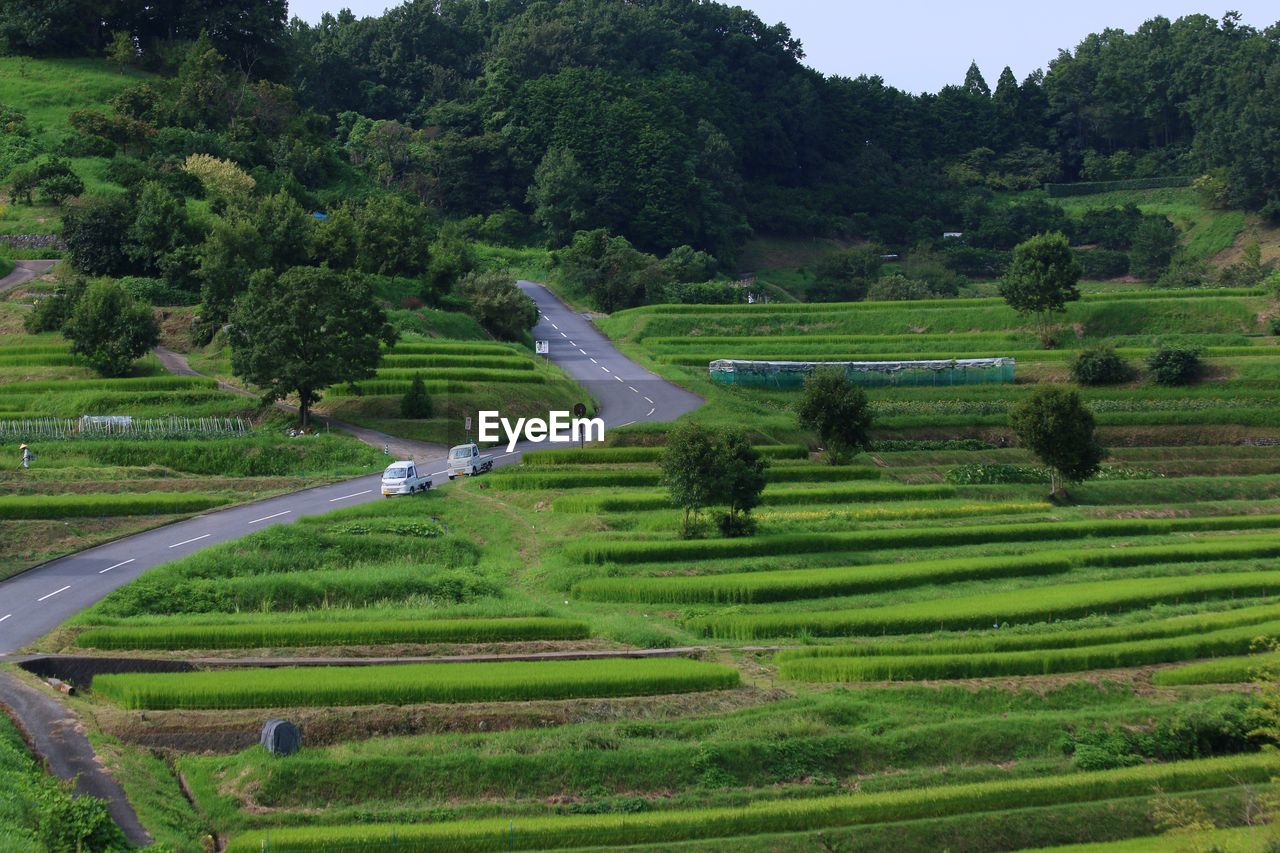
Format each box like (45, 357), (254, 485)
(0, 56), (152, 235)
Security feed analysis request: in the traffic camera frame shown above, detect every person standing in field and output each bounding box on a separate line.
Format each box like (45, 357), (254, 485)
(19, 443), (33, 469)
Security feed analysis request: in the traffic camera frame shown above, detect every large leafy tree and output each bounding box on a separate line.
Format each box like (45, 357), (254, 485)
(999, 232), (1081, 346)
(63, 280), (159, 377)
(661, 422), (721, 538)
(457, 272), (537, 342)
(1009, 387), (1105, 498)
(229, 266), (396, 427)
(660, 423), (768, 538)
(796, 370), (874, 464)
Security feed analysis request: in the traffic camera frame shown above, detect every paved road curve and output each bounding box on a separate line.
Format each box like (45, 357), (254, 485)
(0, 281), (700, 655)
(0, 259), (57, 295)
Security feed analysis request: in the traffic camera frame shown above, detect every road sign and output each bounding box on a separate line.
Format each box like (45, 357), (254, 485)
(535, 339), (549, 355)
(464, 416), (472, 432)
(573, 402), (587, 418)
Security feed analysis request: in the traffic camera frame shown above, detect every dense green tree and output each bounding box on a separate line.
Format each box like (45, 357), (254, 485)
(62, 279), (159, 377)
(400, 374), (432, 419)
(713, 429), (768, 537)
(528, 147), (592, 247)
(229, 266), (396, 427)
(796, 370), (874, 464)
(62, 195), (136, 276)
(355, 196), (431, 277)
(457, 272), (537, 341)
(1129, 217), (1179, 279)
(660, 422), (722, 538)
(1009, 387), (1105, 497)
(1146, 346), (1202, 386)
(554, 229), (664, 312)
(811, 245), (885, 302)
(127, 181), (200, 273)
(196, 213), (266, 332)
(999, 232), (1082, 346)
(661, 245), (718, 284)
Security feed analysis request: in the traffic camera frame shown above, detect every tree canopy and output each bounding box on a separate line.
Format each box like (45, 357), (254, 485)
(228, 266), (396, 426)
(1009, 387), (1105, 497)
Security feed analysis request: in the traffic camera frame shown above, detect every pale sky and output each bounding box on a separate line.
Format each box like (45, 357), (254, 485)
(285, 1), (1279, 94)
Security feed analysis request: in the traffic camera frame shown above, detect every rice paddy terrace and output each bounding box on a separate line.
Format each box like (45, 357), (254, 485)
(21, 285), (1280, 851)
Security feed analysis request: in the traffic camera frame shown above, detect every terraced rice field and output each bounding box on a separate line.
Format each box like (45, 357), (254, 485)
(318, 339), (589, 445)
(41, 286), (1280, 852)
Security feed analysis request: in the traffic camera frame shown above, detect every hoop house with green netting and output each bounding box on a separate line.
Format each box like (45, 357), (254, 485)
(708, 358), (1016, 388)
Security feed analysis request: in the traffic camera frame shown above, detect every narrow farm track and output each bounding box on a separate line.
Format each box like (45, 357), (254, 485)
(0, 671), (151, 846)
(0, 259), (57, 295)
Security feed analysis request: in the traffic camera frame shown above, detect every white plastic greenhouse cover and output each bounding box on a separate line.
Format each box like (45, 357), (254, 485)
(709, 358), (1015, 373)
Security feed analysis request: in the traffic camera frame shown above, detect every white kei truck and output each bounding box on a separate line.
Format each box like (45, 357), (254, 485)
(447, 443), (494, 479)
(380, 460), (432, 496)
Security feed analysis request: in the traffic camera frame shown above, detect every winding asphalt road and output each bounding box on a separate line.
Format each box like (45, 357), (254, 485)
(0, 281), (700, 656)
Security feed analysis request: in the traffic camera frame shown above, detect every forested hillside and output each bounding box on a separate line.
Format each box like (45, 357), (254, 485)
(2, 1), (1278, 262)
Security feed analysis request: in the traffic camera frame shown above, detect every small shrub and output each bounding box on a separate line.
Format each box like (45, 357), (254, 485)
(400, 374), (433, 419)
(1146, 347), (1202, 386)
(1070, 346), (1130, 386)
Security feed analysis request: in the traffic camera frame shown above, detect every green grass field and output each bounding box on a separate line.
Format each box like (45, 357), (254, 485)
(0, 56), (152, 236)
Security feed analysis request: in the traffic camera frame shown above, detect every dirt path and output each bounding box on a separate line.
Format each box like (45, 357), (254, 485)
(0, 259), (57, 295)
(152, 347), (447, 462)
(0, 671), (151, 846)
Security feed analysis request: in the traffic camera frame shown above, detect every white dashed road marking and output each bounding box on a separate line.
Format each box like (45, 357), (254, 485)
(589, 358), (597, 364)
(578, 349), (587, 355)
(99, 558), (134, 574)
(644, 397), (654, 404)
(551, 323), (558, 330)
(37, 586), (70, 602)
(249, 510), (291, 525)
(560, 332), (567, 337)
(169, 534), (211, 549)
(329, 490), (372, 503)
(628, 386), (639, 393)
(615, 376), (623, 382)
(600, 366), (610, 373)
(0, 614), (11, 623)
(646, 407), (656, 416)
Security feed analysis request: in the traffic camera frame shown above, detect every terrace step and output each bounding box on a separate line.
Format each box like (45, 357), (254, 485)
(12, 647), (782, 686)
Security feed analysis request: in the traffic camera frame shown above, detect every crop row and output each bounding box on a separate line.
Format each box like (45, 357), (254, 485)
(521, 444), (808, 465)
(778, 618), (1280, 682)
(490, 464), (879, 490)
(569, 514), (1280, 564)
(379, 354), (532, 370)
(0, 375), (217, 395)
(1153, 652), (1280, 686)
(572, 537), (1280, 604)
(690, 570), (1280, 639)
(328, 376), (546, 396)
(385, 343), (518, 356)
(93, 562), (500, 616)
(223, 754), (1278, 852)
(776, 601), (1280, 661)
(0, 493), (230, 519)
(92, 657), (741, 710)
(74, 617), (590, 651)
(555, 483), (955, 514)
